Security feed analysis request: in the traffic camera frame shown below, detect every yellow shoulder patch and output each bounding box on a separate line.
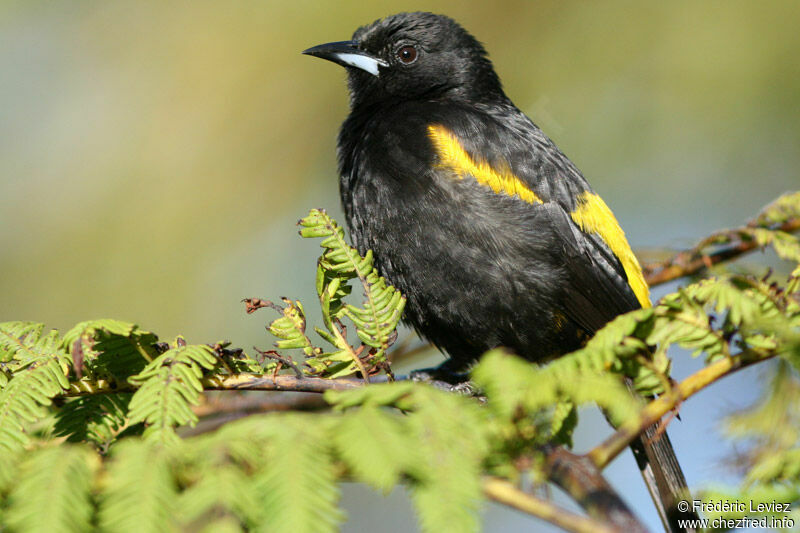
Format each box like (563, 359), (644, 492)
(427, 124), (650, 308)
(427, 124), (542, 205)
(570, 192), (651, 308)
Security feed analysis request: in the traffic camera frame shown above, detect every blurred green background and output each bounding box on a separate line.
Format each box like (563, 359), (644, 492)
(1, 1), (798, 531)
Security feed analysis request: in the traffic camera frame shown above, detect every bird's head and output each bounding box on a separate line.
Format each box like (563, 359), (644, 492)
(302, 12), (505, 108)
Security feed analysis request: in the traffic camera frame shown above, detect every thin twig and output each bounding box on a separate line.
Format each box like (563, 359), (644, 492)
(587, 349), (775, 469)
(482, 477), (621, 533)
(643, 218), (800, 287)
(254, 348), (305, 378)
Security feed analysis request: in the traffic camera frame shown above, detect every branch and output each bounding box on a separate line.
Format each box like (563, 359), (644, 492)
(200, 373), (369, 393)
(587, 349), (775, 469)
(482, 477), (620, 533)
(183, 393), (331, 437)
(643, 217), (800, 287)
(544, 447), (648, 533)
(192, 393), (327, 418)
(64, 374), (365, 397)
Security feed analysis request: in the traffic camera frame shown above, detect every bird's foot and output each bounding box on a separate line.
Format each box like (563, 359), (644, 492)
(409, 366), (480, 396)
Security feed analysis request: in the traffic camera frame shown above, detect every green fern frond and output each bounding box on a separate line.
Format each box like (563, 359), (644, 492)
(211, 341), (268, 374)
(725, 361), (800, 463)
(332, 405), (420, 492)
(62, 319), (139, 345)
(53, 393), (133, 449)
(746, 448), (800, 485)
(654, 276), (797, 365)
(99, 439), (177, 533)
(324, 381), (416, 411)
(473, 350), (639, 438)
(470, 349), (546, 419)
(696, 191), (800, 268)
(535, 270), (799, 399)
(649, 288), (729, 362)
(704, 360), (800, 527)
(171, 416), (273, 528)
(679, 276), (785, 329)
(266, 298), (317, 356)
(0, 322), (68, 372)
(343, 272), (405, 354)
(405, 387), (488, 533)
(299, 209), (405, 377)
(549, 400), (578, 447)
(327, 383), (488, 533)
(251, 416), (344, 533)
(753, 228), (800, 263)
(6, 445), (97, 533)
(128, 343), (217, 444)
(62, 319), (159, 381)
(700, 485), (800, 527)
(0, 321), (46, 364)
(754, 191), (800, 226)
(177, 465), (259, 530)
(0, 322), (71, 452)
(538, 309), (667, 394)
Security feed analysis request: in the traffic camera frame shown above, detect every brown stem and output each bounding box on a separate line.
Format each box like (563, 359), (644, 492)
(63, 374), (364, 397)
(182, 394), (331, 438)
(192, 393), (328, 418)
(544, 447), (648, 533)
(643, 218), (800, 287)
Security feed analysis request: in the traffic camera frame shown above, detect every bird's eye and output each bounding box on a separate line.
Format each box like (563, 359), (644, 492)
(396, 45), (418, 64)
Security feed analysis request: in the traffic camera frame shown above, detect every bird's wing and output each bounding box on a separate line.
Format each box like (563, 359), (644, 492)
(537, 201), (642, 334)
(505, 124), (650, 333)
(505, 124), (649, 333)
(425, 114), (649, 334)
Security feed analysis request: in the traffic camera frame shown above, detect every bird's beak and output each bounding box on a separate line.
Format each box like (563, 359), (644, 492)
(302, 40), (387, 77)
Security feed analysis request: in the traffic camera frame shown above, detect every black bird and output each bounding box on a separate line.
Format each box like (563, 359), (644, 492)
(304, 12), (694, 531)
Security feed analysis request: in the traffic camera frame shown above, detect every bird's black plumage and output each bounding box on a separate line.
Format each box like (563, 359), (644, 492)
(304, 13), (696, 532)
(306, 12), (645, 370)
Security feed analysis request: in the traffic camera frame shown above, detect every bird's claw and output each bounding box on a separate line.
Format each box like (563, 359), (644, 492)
(409, 367), (479, 396)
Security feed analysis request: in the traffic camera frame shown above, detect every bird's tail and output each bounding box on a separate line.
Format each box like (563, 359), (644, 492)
(629, 421), (698, 533)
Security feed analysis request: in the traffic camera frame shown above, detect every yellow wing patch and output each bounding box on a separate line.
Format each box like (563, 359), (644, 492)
(427, 124), (650, 308)
(427, 124), (543, 205)
(570, 192), (652, 308)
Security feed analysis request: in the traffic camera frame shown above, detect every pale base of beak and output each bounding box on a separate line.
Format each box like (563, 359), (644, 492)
(302, 40), (387, 77)
(333, 52), (385, 76)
